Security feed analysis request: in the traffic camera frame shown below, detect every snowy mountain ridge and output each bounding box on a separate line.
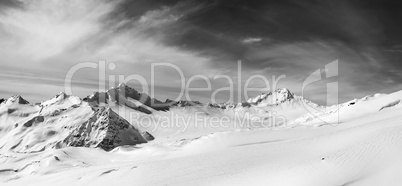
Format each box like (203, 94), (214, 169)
(0, 85), (401, 153)
(247, 88), (294, 105)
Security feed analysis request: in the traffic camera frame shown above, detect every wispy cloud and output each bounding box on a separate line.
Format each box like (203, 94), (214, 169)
(0, 0), (120, 62)
(0, 0), (215, 102)
(242, 37), (262, 45)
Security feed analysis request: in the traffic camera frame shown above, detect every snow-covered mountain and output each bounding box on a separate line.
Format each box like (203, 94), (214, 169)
(84, 83), (170, 114)
(247, 88), (294, 105)
(0, 86), (310, 153)
(0, 92), (146, 153)
(1, 85), (401, 153)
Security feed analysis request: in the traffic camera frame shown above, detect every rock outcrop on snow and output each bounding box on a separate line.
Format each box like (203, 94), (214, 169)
(165, 99), (203, 107)
(63, 107), (146, 151)
(141, 131), (155, 141)
(23, 116), (45, 127)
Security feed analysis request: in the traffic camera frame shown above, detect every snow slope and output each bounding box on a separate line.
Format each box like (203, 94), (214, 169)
(0, 87), (402, 185)
(120, 88), (323, 141)
(294, 90), (402, 126)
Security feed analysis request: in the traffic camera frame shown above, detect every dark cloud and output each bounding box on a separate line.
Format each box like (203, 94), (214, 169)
(107, 0), (402, 70)
(155, 0), (402, 101)
(0, 0), (22, 9)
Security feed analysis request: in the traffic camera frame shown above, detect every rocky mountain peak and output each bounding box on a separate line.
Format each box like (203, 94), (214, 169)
(247, 88), (294, 105)
(63, 106), (147, 151)
(7, 95), (30, 104)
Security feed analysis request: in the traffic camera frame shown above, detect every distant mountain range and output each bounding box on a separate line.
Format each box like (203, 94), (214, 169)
(1, 84), (401, 153)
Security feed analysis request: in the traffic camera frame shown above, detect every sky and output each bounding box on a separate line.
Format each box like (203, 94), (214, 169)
(1, 0), (402, 105)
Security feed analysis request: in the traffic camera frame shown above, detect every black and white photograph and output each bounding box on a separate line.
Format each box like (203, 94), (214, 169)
(1, 0), (402, 185)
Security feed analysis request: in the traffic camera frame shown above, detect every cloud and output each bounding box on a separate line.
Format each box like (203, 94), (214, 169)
(0, 0), (121, 62)
(0, 0), (216, 102)
(242, 37), (262, 44)
(1, 0), (402, 105)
